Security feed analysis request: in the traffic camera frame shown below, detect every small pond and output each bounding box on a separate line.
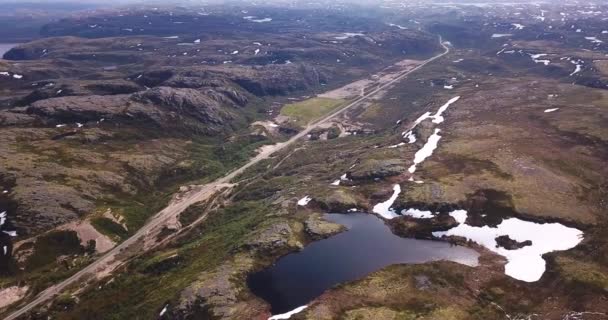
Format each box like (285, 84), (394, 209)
(247, 213), (479, 315)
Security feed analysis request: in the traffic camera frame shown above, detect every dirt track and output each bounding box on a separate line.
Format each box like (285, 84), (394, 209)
(4, 37), (450, 320)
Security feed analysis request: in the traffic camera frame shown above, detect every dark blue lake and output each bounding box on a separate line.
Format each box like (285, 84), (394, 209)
(247, 213), (479, 315)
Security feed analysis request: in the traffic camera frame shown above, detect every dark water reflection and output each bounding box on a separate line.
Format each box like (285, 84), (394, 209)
(247, 213), (479, 315)
(0, 44), (18, 58)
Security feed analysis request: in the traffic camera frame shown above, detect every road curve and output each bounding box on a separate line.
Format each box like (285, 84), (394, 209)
(4, 36), (449, 320)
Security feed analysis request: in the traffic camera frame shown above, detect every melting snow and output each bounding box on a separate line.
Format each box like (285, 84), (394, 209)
(401, 96), (459, 141)
(544, 108), (559, 113)
(0, 211), (6, 226)
(372, 184), (401, 219)
(334, 32), (365, 40)
(433, 210), (583, 282)
(585, 37), (603, 44)
(297, 196), (312, 206)
(570, 61), (583, 76)
(269, 305), (308, 320)
(491, 34), (513, 38)
(403, 131), (416, 144)
(408, 129), (442, 174)
(430, 96), (460, 124)
(387, 142), (406, 148)
(244, 16), (272, 23)
(512, 23), (525, 30)
(388, 23), (407, 30)
(401, 208), (435, 219)
(528, 53), (551, 65)
(159, 305), (168, 316)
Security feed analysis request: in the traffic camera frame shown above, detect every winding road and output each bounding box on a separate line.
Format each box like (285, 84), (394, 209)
(4, 36), (450, 320)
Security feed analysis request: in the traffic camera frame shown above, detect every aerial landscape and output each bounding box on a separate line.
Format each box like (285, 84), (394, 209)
(0, 0), (607, 319)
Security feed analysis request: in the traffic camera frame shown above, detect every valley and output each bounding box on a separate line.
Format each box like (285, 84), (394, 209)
(0, 1), (607, 320)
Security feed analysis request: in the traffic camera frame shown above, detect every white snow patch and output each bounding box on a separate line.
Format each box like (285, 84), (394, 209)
(430, 96), (460, 124)
(544, 108), (559, 113)
(491, 34), (513, 38)
(433, 210), (583, 282)
(570, 61), (583, 76)
(400, 96), (459, 144)
(297, 196), (312, 206)
(269, 305), (308, 320)
(585, 37), (603, 44)
(401, 208), (435, 219)
(0, 211), (6, 226)
(387, 142), (406, 148)
(372, 184), (401, 220)
(334, 33), (365, 40)
(529, 53), (551, 65)
(512, 23), (525, 30)
(243, 16), (272, 23)
(159, 305), (168, 316)
(388, 23), (407, 30)
(12, 74), (23, 79)
(331, 180), (341, 186)
(403, 131), (417, 144)
(408, 129), (442, 174)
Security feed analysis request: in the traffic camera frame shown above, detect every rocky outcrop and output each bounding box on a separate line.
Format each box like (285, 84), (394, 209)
(176, 254), (267, 320)
(388, 214), (459, 239)
(349, 159), (407, 180)
(18, 86), (240, 131)
(233, 64), (327, 96)
(495, 235), (532, 250)
(304, 214), (345, 240)
(131, 86), (233, 126)
(313, 189), (361, 213)
(243, 222), (303, 255)
(26, 94), (131, 122)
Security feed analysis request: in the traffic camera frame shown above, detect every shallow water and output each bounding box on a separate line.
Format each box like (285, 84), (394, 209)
(247, 213), (479, 315)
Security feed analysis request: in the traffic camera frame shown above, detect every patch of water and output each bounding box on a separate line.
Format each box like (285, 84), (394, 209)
(248, 213), (479, 315)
